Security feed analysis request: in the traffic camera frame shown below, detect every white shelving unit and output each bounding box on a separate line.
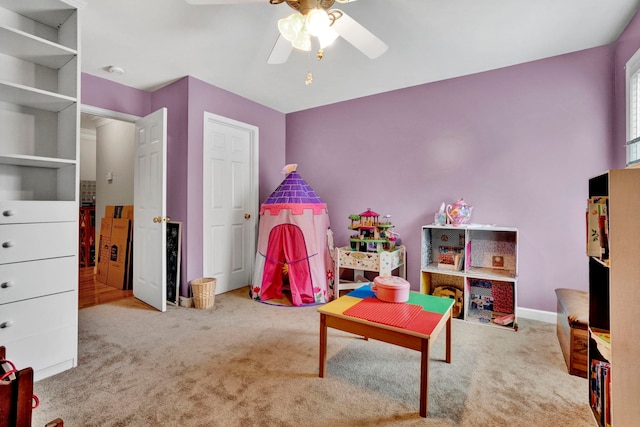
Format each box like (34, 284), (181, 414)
(420, 224), (518, 330)
(0, 0), (81, 381)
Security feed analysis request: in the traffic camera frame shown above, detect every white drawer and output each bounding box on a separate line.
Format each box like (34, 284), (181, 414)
(0, 291), (77, 345)
(0, 256), (76, 304)
(4, 325), (77, 382)
(0, 292), (77, 381)
(0, 222), (76, 264)
(0, 201), (77, 224)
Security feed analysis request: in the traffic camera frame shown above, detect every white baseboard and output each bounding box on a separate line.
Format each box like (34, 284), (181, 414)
(517, 307), (556, 324)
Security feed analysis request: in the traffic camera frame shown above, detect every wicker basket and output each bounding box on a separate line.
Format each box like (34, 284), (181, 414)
(190, 277), (216, 309)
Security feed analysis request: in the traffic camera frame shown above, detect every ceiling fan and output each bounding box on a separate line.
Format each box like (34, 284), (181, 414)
(184, 0), (388, 65)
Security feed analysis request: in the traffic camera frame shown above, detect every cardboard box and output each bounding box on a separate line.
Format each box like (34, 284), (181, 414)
(100, 217), (113, 237)
(106, 218), (132, 290)
(110, 218), (131, 242)
(105, 205), (134, 220)
(96, 260), (109, 284)
(96, 236), (110, 284)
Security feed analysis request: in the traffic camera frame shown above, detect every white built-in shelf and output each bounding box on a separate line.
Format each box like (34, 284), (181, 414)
(0, 25), (77, 69)
(0, 80), (76, 112)
(0, 154), (76, 168)
(0, 0), (77, 28)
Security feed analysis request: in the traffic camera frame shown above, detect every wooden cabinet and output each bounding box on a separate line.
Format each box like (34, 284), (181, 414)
(79, 206), (95, 267)
(420, 225), (518, 330)
(0, 0), (80, 381)
(587, 169), (640, 427)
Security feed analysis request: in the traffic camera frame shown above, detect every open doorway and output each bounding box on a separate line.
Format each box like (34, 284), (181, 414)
(78, 108), (138, 309)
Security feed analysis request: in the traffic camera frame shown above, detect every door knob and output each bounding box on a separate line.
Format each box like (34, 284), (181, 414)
(153, 217), (160, 223)
(244, 213), (251, 219)
(1, 281), (13, 289)
(2, 241), (14, 248)
(163, 217), (171, 222)
(0, 321), (12, 329)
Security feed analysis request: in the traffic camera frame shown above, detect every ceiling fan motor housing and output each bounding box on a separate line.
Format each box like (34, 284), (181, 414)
(270, 0), (336, 14)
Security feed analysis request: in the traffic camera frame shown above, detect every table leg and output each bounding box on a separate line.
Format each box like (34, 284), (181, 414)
(319, 313), (327, 378)
(445, 310), (452, 364)
(419, 337), (430, 418)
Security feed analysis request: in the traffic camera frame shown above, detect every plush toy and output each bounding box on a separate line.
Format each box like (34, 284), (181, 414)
(433, 286), (463, 318)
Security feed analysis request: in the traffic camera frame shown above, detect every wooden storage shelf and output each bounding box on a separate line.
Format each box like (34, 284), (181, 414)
(589, 327), (611, 362)
(79, 206), (96, 267)
(421, 224), (518, 330)
(587, 169), (640, 427)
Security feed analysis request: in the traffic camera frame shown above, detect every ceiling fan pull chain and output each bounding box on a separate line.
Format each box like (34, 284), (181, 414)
(306, 50), (314, 85)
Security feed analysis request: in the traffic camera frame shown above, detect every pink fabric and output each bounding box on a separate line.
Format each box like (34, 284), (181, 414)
(260, 203), (328, 216)
(261, 224), (314, 306)
(491, 282), (514, 314)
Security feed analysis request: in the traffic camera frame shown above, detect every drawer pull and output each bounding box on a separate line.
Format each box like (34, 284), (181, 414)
(0, 281), (13, 289)
(2, 210), (14, 217)
(0, 321), (12, 329)
(2, 241), (14, 248)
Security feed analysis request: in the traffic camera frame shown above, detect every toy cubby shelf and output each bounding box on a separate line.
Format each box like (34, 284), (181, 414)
(420, 224), (519, 330)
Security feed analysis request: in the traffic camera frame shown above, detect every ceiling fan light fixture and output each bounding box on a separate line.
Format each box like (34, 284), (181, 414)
(317, 26), (339, 48)
(278, 13), (304, 42)
(306, 8), (330, 36)
(292, 27), (311, 51)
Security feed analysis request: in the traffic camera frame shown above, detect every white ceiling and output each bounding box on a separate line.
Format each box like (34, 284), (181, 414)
(80, 0), (640, 114)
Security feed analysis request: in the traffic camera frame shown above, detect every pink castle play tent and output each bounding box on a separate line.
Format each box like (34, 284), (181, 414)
(251, 165), (334, 306)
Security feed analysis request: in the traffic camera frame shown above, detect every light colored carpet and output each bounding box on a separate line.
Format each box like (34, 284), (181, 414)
(32, 287), (592, 426)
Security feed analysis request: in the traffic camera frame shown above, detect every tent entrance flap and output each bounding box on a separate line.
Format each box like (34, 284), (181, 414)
(261, 224), (314, 306)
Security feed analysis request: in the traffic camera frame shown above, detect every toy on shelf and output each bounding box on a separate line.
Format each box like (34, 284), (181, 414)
(348, 209), (398, 253)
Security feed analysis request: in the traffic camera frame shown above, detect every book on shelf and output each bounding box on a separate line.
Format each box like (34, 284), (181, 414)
(586, 197), (608, 259)
(437, 246), (464, 270)
(590, 359), (611, 427)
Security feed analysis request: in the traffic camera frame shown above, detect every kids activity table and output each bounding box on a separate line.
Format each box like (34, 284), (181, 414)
(317, 285), (454, 418)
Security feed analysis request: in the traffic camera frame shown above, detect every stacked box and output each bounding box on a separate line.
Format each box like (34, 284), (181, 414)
(95, 217), (113, 284)
(107, 218), (132, 290)
(99, 206), (134, 290)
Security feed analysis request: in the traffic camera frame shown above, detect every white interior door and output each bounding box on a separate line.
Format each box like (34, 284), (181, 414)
(133, 108), (167, 311)
(203, 112), (258, 294)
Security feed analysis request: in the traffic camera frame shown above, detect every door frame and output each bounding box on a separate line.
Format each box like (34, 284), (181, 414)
(202, 112), (259, 289)
(80, 104), (140, 269)
(81, 105), (140, 123)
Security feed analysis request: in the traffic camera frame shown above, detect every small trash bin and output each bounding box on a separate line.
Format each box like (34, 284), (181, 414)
(190, 277), (216, 309)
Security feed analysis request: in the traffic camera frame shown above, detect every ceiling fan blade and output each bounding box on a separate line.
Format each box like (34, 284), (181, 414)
(184, 0), (263, 5)
(331, 10), (388, 59)
(267, 34), (293, 64)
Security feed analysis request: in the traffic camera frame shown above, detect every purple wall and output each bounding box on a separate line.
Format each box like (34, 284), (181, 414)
(82, 16), (640, 312)
(182, 76), (285, 295)
(286, 46), (615, 313)
(82, 74), (286, 297)
(81, 73), (150, 117)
